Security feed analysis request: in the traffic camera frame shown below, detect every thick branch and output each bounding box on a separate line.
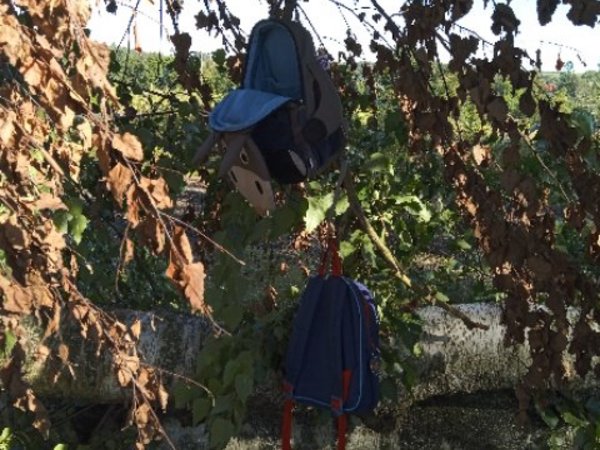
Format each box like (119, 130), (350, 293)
(5, 303), (595, 405)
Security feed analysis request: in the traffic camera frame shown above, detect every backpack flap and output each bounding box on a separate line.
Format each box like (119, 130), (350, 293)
(218, 133), (275, 216)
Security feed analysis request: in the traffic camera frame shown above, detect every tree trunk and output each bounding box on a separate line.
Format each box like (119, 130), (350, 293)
(5, 303), (593, 404)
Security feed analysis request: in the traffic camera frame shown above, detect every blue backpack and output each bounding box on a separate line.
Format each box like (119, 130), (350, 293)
(193, 18), (345, 216)
(282, 241), (380, 450)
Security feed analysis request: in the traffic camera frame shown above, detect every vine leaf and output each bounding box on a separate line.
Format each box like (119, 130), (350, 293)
(112, 132), (144, 161)
(304, 192), (334, 233)
(107, 162), (133, 206)
(537, 0), (559, 25)
(209, 417), (235, 449)
(565, 0), (600, 26)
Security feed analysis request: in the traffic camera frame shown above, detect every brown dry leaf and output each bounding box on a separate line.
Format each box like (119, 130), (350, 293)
(518, 89), (536, 117)
(134, 20), (142, 53)
(165, 246), (179, 282)
(126, 185), (141, 227)
(33, 192), (67, 211)
(139, 218), (165, 254)
(30, 283), (55, 309)
(2, 215), (29, 250)
(135, 402), (151, 426)
(43, 304), (61, 339)
(279, 262), (289, 274)
(566, 0), (600, 26)
(36, 344), (51, 363)
(24, 389), (51, 439)
(182, 262), (208, 314)
(22, 60), (45, 87)
(172, 226), (193, 264)
(130, 319), (142, 340)
(472, 145), (491, 166)
(140, 177), (173, 209)
(0, 16), (23, 65)
(42, 222), (67, 254)
(0, 276), (33, 314)
(59, 105), (75, 131)
(138, 367), (150, 387)
(107, 162), (133, 206)
(537, 0), (559, 25)
(76, 119), (93, 150)
(58, 343), (69, 363)
(124, 236), (135, 264)
(491, 3), (520, 35)
(117, 368), (132, 387)
(0, 110), (16, 145)
(158, 383), (169, 412)
(487, 97), (508, 122)
(527, 255), (553, 283)
(112, 132), (144, 161)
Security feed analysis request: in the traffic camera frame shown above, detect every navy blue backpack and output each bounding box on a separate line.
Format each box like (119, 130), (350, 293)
(282, 241), (380, 450)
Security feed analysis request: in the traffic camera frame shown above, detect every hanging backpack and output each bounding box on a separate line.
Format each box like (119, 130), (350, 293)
(282, 240), (381, 450)
(193, 18), (345, 215)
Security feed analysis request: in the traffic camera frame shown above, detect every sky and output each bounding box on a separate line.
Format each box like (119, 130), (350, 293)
(88, 0), (599, 72)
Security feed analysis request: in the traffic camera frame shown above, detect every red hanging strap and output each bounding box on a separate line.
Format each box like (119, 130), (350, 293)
(336, 369), (352, 450)
(281, 398), (294, 450)
(319, 238), (343, 277)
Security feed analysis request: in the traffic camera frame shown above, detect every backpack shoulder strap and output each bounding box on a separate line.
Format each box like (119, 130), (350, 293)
(327, 278), (347, 412)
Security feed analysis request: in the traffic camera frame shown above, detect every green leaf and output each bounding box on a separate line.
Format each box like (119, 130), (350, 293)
(172, 382), (194, 409)
(212, 49), (226, 67)
(335, 194), (350, 216)
(212, 395), (233, 416)
(219, 305), (243, 329)
(223, 359), (241, 387)
(70, 214), (89, 244)
(234, 374), (253, 402)
(536, 404), (560, 429)
(304, 192), (334, 233)
(365, 152), (389, 173)
(339, 241), (355, 258)
(561, 411), (588, 428)
(65, 197), (84, 216)
(455, 239), (472, 250)
(585, 397), (600, 420)
(434, 291), (450, 303)
(379, 378), (398, 401)
(53, 445), (68, 450)
(3, 330), (16, 358)
(571, 109), (595, 140)
(53, 210), (72, 234)
(0, 428), (11, 442)
(209, 417), (234, 449)
(394, 195), (432, 223)
(192, 397), (211, 425)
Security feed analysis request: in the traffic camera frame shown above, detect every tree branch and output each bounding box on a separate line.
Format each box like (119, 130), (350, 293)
(343, 170), (489, 330)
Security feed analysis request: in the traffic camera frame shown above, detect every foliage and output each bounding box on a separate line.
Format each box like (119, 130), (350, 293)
(1, 0), (600, 449)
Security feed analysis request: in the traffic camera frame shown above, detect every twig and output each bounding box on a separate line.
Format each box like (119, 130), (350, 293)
(160, 213), (246, 266)
(140, 362), (215, 403)
(427, 296), (489, 330)
(117, 0), (142, 51)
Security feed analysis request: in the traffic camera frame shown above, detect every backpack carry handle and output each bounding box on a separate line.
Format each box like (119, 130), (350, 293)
(319, 238), (342, 277)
